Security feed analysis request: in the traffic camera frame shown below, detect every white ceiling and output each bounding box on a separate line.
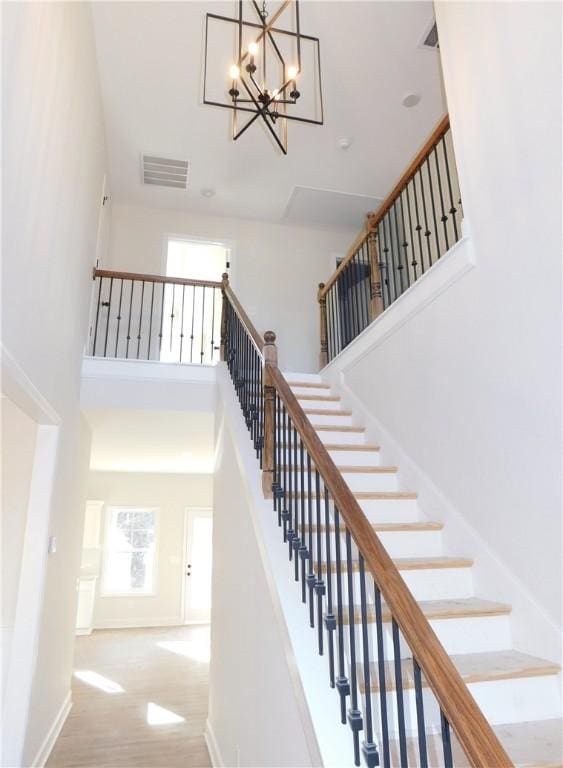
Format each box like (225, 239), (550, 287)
(85, 409), (215, 473)
(92, 1), (446, 230)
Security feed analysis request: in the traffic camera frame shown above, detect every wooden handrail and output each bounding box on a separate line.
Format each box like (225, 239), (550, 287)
(266, 362), (513, 768)
(222, 278), (264, 353)
(93, 268), (222, 290)
(319, 114), (450, 301)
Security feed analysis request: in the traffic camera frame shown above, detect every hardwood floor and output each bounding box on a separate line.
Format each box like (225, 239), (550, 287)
(48, 625), (211, 768)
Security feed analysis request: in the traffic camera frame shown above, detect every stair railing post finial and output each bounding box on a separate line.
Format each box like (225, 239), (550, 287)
(220, 272), (229, 362)
(367, 214), (384, 321)
(318, 283), (328, 369)
(262, 330), (278, 498)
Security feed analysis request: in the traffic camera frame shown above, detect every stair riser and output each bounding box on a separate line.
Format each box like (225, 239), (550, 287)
(361, 674), (561, 739)
(322, 566), (473, 603)
(299, 530), (444, 560)
(327, 449), (381, 467)
(359, 498), (420, 523)
(339, 613), (513, 661)
(291, 386), (333, 398)
(296, 398), (342, 411)
(283, 471), (398, 493)
(308, 413), (354, 427)
(285, 373), (324, 384)
(317, 430), (366, 445)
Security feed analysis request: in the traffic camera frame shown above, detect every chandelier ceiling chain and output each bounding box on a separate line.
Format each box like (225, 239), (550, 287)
(203, 0), (324, 155)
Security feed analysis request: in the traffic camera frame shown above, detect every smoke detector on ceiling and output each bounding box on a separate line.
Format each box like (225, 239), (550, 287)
(419, 20), (439, 51)
(141, 154), (189, 189)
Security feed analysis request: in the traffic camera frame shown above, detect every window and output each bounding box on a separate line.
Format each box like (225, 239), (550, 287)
(102, 507), (157, 595)
(160, 237), (230, 364)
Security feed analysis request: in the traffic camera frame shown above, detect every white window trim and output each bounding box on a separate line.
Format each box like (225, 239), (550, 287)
(161, 232), (237, 287)
(100, 505), (160, 598)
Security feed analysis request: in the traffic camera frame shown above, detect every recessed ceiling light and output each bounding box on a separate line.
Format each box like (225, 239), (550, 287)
(338, 138), (352, 150)
(201, 188), (215, 198)
(402, 93), (421, 108)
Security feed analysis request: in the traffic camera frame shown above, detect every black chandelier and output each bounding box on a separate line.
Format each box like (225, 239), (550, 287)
(203, 1), (323, 155)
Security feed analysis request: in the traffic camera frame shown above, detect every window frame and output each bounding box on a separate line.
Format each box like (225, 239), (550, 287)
(161, 232), (236, 286)
(100, 506), (160, 598)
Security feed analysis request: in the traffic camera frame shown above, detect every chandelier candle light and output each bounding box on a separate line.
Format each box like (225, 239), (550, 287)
(203, 0), (323, 154)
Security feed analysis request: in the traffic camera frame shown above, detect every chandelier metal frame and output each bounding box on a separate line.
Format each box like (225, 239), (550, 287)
(203, 0), (323, 154)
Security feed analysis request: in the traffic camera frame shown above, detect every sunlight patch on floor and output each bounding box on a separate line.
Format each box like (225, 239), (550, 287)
(157, 638), (210, 663)
(146, 702), (185, 725)
(74, 669), (124, 693)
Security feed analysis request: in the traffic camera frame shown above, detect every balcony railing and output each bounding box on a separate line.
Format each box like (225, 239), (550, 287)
(89, 269), (223, 365)
(318, 115), (462, 365)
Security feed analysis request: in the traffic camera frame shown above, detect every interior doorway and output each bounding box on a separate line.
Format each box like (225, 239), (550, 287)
(182, 508), (213, 624)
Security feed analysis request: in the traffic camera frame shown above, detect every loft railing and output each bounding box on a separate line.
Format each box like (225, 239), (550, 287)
(220, 275), (512, 768)
(318, 115), (462, 365)
(88, 269), (223, 364)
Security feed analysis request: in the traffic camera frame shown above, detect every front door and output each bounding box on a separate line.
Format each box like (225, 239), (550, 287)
(183, 509), (213, 623)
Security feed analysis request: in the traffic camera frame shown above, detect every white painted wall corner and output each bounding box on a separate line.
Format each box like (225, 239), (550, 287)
(29, 691), (72, 768)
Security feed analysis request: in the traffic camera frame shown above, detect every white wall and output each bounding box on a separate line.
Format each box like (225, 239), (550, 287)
(106, 203), (355, 372)
(210, 408), (317, 768)
(1, 397), (38, 700)
(2, 2), (108, 763)
(325, 2), (561, 654)
(88, 471), (213, 628)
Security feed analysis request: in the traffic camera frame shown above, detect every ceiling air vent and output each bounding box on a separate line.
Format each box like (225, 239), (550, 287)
(141, 155), (189, 189)
(420, 21), (439, 50)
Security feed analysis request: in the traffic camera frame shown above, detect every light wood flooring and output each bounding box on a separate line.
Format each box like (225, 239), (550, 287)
(47, 625), (211, 768)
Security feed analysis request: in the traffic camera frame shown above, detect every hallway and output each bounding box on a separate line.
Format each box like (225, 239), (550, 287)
(48, 626), (211, 768)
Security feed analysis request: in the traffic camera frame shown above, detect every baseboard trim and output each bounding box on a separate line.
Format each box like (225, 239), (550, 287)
(204, 721), (224, 768)
(31, 691), (71, 768)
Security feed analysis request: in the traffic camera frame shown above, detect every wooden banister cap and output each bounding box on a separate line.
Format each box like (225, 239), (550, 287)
(221, 272), (229, 284)
(264, 330), (276, 344)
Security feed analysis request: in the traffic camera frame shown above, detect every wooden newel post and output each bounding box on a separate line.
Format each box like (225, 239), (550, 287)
(367, 214), (384, 321)
(318, 283), (328, 369)
(262, 330), (277, 499)
(220, 272), (229, 362)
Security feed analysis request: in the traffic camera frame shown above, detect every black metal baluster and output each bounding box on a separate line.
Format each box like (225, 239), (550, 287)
(210, 286), (216, 362)
(374, 585), (391, 768)
(398, 193), (410, 290)
(412, 171), (426, 275)
(383, 212), (396, 304)
(258, 352), (263, 465)
(442, 133), (459, 242)
(114, 279), (124, 358)
(418, 165), (433, 268)
(413, 659), (429, 768)
(331, 285), (339, 357)
(158, 283), (165, 360)
(136, 280), (145, 359)
(306, 451), (315, 625)
(334, 507), (350, 724)
(392, 201), (405, 296)
(345, 529), (362, 766)
(92, 276), (103, 356)
(425, 157), (441, 265)
(327, 290), (334, 361)
(287, 420), (294, 560)
(433, 144), (450, 252)
(299, 439), (308, 602)
(441, 710), (454, 768)
(292, 430), (301, 582)
(405, 184), (418, 283)
(314, 470), (325, 654)
(179, 285), (186, 362)
(392, 619), (408, 767)
(282, 405), (289, 542)
(103, 277), (114, 358)
(147, 281), (155, 360)
(200, 286), (206, 362)
(377, 224), (391, 309)
(359, 555), (378, 768)
(169, 283), (175, 355)
(190, 285), (196, 363)
(125, 280), (134, 359)
(324, 484), (335, 685)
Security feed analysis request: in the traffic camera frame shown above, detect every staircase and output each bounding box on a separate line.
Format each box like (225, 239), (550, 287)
(284, 371), (562, 767)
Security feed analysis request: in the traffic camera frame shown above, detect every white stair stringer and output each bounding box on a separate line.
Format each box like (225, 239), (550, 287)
(282, 374), (562, 763)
